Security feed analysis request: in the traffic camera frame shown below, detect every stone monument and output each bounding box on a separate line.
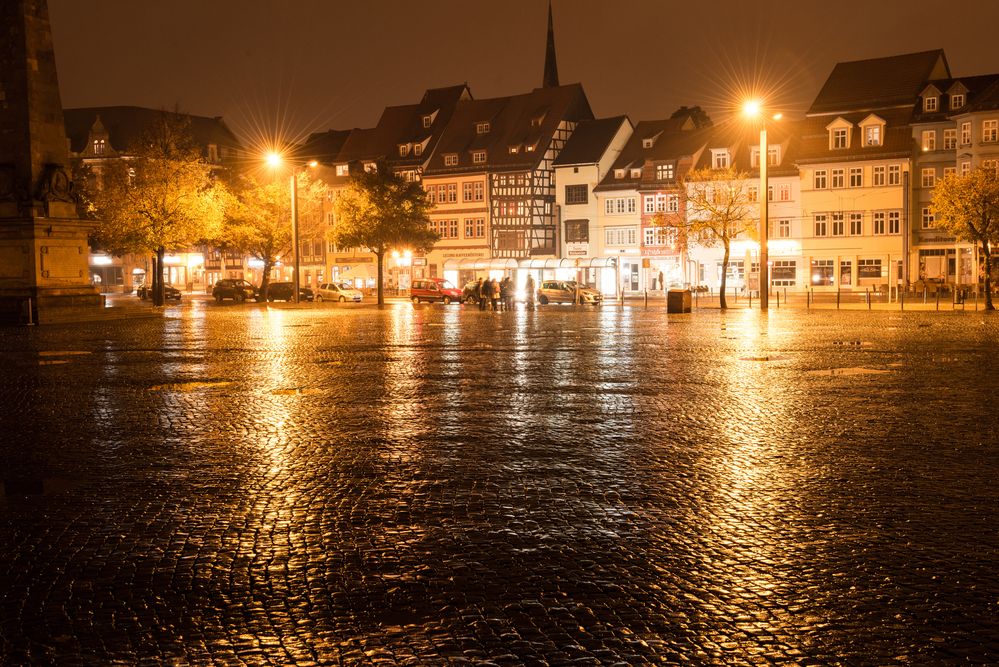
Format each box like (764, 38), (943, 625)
(0, 0), (102, 324)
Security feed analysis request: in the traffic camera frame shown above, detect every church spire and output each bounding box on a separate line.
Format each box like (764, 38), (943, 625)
(542, 0), (559, 88)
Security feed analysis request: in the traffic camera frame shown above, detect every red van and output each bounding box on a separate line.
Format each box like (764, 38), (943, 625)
(410, 278), (462, 304)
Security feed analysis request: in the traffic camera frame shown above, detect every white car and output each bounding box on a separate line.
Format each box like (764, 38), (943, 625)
(316, 282), (363, 303)
(537, 280), (603, 305)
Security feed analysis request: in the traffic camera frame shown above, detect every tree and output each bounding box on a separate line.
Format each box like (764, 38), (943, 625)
(655, 167), (755, 309)
(87, 113), (225, 306)
(932, 168), (999, 310)
(221, 171), (324, 300)
(330, 162), (439, 305)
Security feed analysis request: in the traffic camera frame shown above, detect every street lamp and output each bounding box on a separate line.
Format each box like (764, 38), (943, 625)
(742, 101), (782, 311)
(266, 152), (318, 304)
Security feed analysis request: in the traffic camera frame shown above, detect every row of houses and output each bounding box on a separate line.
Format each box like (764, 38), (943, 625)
(76, 37), (999, 296)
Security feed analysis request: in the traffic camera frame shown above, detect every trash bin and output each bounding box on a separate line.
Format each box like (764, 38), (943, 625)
(667, 289), (691, 313)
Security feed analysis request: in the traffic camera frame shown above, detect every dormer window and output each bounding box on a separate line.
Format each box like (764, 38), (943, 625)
(642, 138), (654, 149)
(858, 114), (885, 147)
(508, 146), (519, 154)
(472, 150), (487, 164)
(423, 115), (433, 128)
(711, 149), (729, 169)
(656, 163), (675, 180)
(751, 147), (780, 167)
(363, 162), (377, 173)
(832, 128), (849, 149)
(614, 168), (625, 179)
(924, 96), (938, 113)
(525, 144), (535, 152)
(208, 144), (218, 162)
(951, 93), (965, 110)
(398, 144), (410, 157)
(444, 154), (458, 167)
(414, 143), (423, 157)
(476, 122), (490, 134)
(93, 139), (106, 155)
(335, 164), (348, 177)
(864, 125), (881, 146)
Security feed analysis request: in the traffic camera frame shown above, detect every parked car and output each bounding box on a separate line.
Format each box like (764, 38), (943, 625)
(137, 284), (182, 301)
(211, 278), (259, 304)
(265, 282), (314, 302)
(315, 282), (363, 303)
(410, 278), (462, 304)
(461, 280), (481, 304)
(537, 280), (603, 305)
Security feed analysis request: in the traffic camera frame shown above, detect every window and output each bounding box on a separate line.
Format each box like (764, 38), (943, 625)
(921, 167), (936, 188)
(464, 218), (485, 238)
(888, 210), (900, 234)
(772, 260), (796, 287)
(644, 196), (656, 214)
(642, 137), (654, 148)
(864, 125), (881, 146)
(873, 211), (886, 235)
(840, 260), (852, 286)
(93, 139), (105, 155)
(444, 154), (458, 166)
(814, 169), (827, 189)
(656, 163), (675, 180)
(644, 226), (669, 246)
(463, 181), (484, 202)
(984, 120), (998, 142)
(472, 151), (486, 164)
(711, 149), (729, 169)
(630, 168), (642, 178)
(605, 227), (637, 246)
(849, 167), (863, 187)
(364, 162), (377, 173)
(398, 144), (410, 157)
(423, 115), (433, 128)
(666, 194), (679, 212)
(564, 219), (588, 243)
(335, 164), (348, 177)
(779, 183), (791, 201)
(447, 183), (457, 203)
(767, 185), (774, 201)
(961, 122), (972, 145)
(747, 186), (758, 202)
(811, 259), (835, 286)
(433, 219), (459, 239)
(961, 161), (972, 176)
(814, 213), (828, 237)
(951, 93), (965, 109)
(604, 197), (636, 215)
(924, 96), (938, 113)
(831, 212), (845, 236)
(921, 130), (936, 151)
(565, 184), (587, 205)
(831, 168), (845, 188)
(614, 169), (625, 179)
(525, 145), (535, 152)
(944, 166), (956, 177)
(777, 219), (791, 238)
(888, 164), (901, 185)
(858, 259), (882, 279)
(985, 159), (999, 174)
(943, 129), (957, 150)
(873, 165), (885, 186)
(476, 121), (490, 134)
(921, 206), (935, 228)
(832, 127), (848, 149)
(849, 212), (863, 235)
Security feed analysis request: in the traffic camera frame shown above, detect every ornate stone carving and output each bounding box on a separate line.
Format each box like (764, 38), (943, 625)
(35, 163), (76, 203)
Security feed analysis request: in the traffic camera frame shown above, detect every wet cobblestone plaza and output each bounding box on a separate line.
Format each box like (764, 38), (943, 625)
(1, 300), (997, 665)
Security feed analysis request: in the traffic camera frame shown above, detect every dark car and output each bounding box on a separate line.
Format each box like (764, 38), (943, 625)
(265, 282), (314, 302)
(212, 278), (259, 304)
(410, 278), (462, 304)
(137, 284), (182, 301)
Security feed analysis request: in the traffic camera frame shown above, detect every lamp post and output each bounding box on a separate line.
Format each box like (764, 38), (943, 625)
(267, 152), (317, 304)
(743, 101), (781, 311)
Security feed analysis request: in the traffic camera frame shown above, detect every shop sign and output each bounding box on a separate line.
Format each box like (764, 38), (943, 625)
(335, 256), (373, 264)
(566, 242), (588, 257)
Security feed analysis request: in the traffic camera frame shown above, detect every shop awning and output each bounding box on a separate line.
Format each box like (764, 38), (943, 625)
(519, 257), (618, 269)
(443, 258), (520, 271)
(338, 263), (379, 280)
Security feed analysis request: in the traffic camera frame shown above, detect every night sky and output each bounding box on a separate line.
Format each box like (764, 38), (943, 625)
(49, 0), (999, 147)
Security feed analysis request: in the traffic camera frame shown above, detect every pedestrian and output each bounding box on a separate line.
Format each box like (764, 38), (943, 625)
(658, 270), (664, 291)
(525, 274), (535, 309)
(499, 277), (512, 311)
(476, 277), (487, 310)
(490, 278), (500, 311)
(506, 277), (516, 310)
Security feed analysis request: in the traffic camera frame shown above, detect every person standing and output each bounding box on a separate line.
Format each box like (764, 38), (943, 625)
(476, 277), (486, 310)
(490, 278), (500, 311)
(525, 274), (536, 309)
(481, 277), (493, 310)
(658, 270), (664, 292)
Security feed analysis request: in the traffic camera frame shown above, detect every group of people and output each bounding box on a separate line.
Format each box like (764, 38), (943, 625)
(475, 275), (536, 311)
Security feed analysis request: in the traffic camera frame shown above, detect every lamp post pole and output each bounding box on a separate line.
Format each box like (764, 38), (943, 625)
(759, 125), (769, 311)
(291, 172), (300, 304)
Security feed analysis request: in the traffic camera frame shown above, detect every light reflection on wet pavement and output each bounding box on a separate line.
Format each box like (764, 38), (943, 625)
(1, 301), (997, 664)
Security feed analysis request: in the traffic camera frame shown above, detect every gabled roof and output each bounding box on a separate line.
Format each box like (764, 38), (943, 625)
(913, 74), (999, 122)
(691, 120), (801, 178)
(807, 50), (950, 116)
(298, 129), (352, 164)
(955, 75), (999, 114)
(794, 107), (915, 164)
(552, 115), (630, 166)
(594, 116), (709, 191)
(424, 83), (593, 175)
(63, 106), (241, 155)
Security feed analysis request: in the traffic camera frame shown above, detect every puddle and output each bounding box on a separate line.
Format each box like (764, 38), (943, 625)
(832, 340), (866, 347)
(269, 387), (322, 396)
(149, 381), (233, 392)
(39, 351), (92, 357)
(806, 367), (892, 377)
(739, 355), (784, 362)
(37, 360), (70, 366)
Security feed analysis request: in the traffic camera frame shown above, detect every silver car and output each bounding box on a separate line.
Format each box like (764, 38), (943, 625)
(316, 282), (363, 303)
(537, 280), (602, 305)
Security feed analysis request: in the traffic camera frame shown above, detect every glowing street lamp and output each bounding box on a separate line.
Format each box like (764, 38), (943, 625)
(266, 152), (318, 303)
(743, 100), (782, 311)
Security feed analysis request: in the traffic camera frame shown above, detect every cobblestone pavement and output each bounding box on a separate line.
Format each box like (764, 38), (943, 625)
(1, 300), (997, 665)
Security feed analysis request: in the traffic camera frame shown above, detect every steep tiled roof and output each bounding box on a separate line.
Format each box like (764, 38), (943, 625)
(691, 120), (801, 177)
(794, 108), (915, 164)
(807, 50), (950, 116)
(959, 76), (999, 114)
(63, 106), (241, 155)
(552, 116), (630, 166)
(912, 74), (999, 122)
(298, 129), (352, 164)
(594, 116), (707, 191)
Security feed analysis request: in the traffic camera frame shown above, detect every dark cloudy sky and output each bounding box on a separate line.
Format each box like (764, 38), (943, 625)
(49, 0), (999, 147)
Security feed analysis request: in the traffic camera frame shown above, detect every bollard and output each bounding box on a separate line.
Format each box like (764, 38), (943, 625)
(936, 288), (940, 311)
(923, 288), (927, 304)
(866, 288), (871, 310)
(836, 289), (840, 310)
(749, 291), (753, 309)
(900, 287), (904, 311)
(807, 289), (811, 309)
(644, 289), (648, 308)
